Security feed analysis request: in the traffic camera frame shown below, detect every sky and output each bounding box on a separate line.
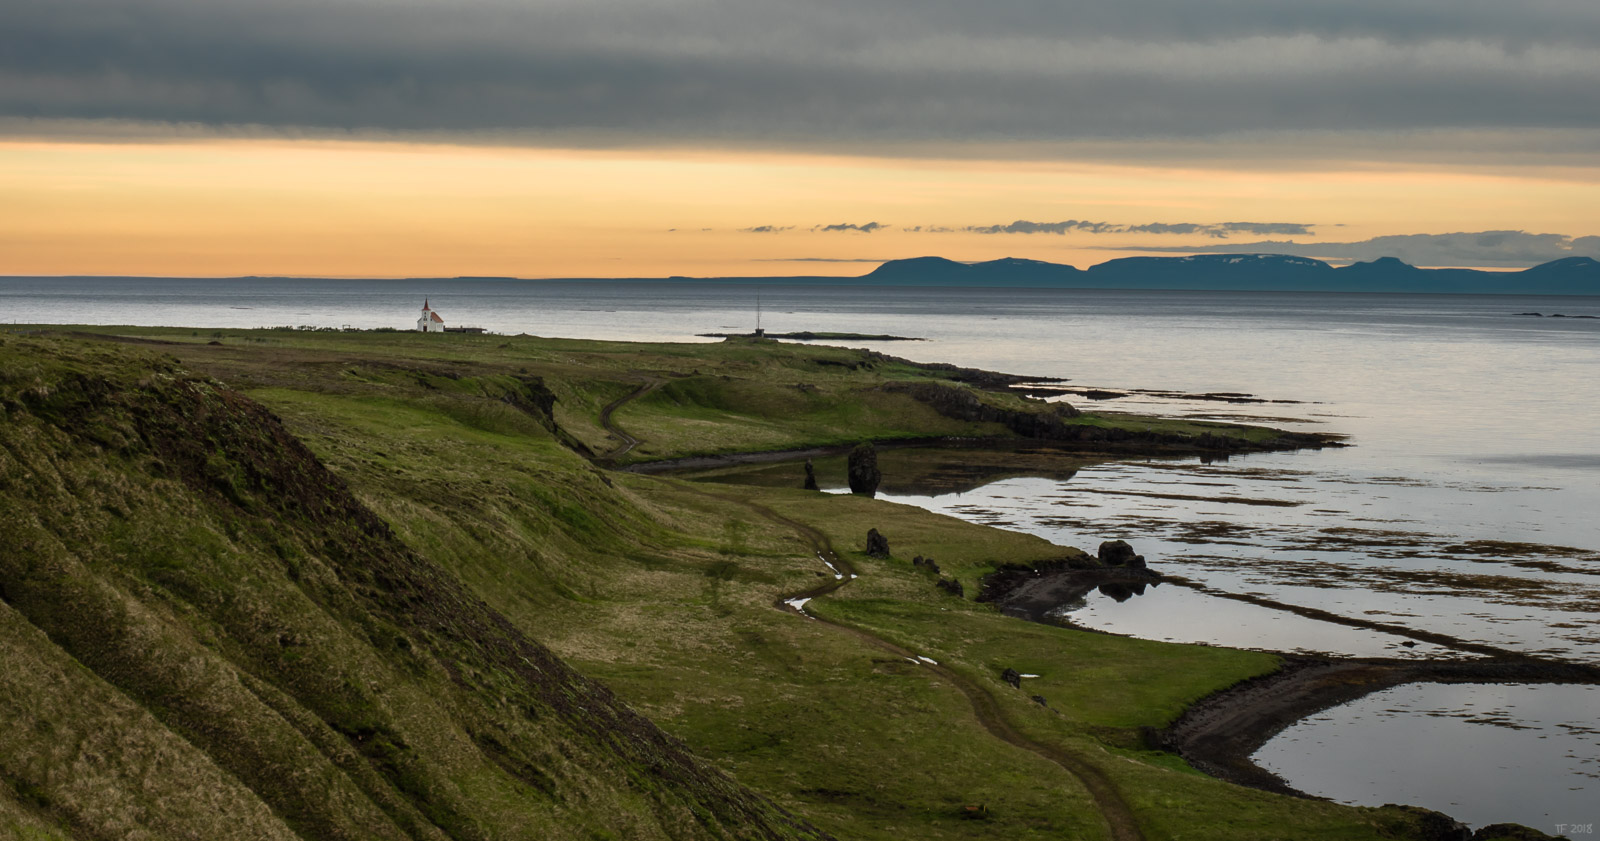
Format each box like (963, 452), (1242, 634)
(4, 0), (1599, 277)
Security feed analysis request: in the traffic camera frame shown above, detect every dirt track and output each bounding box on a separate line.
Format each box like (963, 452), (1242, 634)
(700, 488), (1147, 841)
(599, 385), (1145, 840)
(596, 379), (659, 462)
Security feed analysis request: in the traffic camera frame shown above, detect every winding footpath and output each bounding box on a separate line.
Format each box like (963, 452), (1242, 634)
(597, 379), (661, 462)
(598, 387), (1145, 841)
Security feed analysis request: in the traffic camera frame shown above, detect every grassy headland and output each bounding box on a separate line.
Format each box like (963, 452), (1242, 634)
(0, 326), (1455, 841)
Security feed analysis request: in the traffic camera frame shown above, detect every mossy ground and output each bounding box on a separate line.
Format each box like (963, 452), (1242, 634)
(1, 327), (1441, 840)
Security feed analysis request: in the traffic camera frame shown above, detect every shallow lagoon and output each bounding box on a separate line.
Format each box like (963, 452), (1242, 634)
(1254, 683), (1600, 834)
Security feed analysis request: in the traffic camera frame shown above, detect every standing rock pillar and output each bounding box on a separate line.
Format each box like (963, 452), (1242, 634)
(847, 442), (881, 496)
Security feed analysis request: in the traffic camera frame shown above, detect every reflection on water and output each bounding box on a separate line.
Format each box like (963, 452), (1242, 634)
(1055, 584), (1460, 659)
(1254, 683), (1600, 835)
(1094, 579), (1149, 602)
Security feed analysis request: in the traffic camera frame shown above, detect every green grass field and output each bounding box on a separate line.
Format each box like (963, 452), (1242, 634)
(0, 327), (1457, 840)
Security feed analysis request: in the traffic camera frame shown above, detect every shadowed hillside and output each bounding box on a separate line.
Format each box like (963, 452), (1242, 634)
(0, 335), (827, 841)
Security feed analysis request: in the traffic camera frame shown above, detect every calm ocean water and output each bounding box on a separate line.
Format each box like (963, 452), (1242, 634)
(8, 275), (1600, 830)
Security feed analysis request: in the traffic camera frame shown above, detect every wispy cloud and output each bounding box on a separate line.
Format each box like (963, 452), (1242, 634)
(961, 220), (1315, 238)
(1102, 230), (1600, 267)
(815, 222), (888, 233)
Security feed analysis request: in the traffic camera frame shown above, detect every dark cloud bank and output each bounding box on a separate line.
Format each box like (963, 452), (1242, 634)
(3, 0), (1599, 157)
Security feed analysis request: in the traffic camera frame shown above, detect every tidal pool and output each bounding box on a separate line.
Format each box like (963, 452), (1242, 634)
(871, 460), (1600, 664)
(1056, 583), (1461, 659)
(1253, 683), (1600, 835)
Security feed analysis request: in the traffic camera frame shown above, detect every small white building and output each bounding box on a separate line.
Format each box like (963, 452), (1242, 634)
(417, 299), (445, 332)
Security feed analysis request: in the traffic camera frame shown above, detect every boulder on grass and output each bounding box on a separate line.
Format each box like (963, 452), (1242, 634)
(865, 528), (890, 558)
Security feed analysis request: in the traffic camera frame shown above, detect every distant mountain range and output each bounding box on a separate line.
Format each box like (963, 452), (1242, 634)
(857, 254), (1600, 294)
(24, 254), (1598, 295)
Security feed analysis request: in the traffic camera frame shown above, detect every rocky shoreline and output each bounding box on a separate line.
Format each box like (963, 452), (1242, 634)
(624, 425), (1343, 474)
(975, 557), (1162, 622)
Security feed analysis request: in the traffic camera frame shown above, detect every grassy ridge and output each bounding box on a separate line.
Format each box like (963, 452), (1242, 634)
(2, 328), (1440, 840)
(0, 335), (824, 841)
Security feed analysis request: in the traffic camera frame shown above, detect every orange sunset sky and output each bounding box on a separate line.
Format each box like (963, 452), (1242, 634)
(5, 138), (1598, 278)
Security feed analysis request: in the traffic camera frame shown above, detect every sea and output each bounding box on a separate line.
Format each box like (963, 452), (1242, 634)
(5, 275), (1599, 833)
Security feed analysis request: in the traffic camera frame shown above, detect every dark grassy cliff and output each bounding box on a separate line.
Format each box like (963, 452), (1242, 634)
(0, 335), (825, 841)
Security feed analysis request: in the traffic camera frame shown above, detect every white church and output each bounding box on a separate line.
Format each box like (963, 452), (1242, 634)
(417, 299), (446, 332)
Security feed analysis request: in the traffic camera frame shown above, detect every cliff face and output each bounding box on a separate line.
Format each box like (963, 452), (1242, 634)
(0, 336), (825, 841)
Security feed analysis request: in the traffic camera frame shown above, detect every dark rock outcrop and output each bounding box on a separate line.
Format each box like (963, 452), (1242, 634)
(885, 382), (1080, 438)
(1471, 823), (1558, 840)
(803, 458), (819, 491)
(865, 528), (890, 558)
(1383, 805), (1470, 841)
(936, 577), (965, 598)
(847, 442), (881, 496)
(883, 380), (1337, 454)
(1098, 540), (1146, 569)
(913, 556), (941, 575)
(1001, 668), (1022, 689)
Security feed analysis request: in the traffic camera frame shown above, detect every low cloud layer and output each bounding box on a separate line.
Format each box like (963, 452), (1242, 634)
(733, 219), (1313, 237)
(816, 222), (887, 233)
(3, 0), (1599, 159)
(963, 220), (1314, 238)
(1114, 231), (1600, 268)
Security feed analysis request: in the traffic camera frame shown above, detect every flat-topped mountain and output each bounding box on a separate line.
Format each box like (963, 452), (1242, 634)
(864, 255), (1083, 284)
(861, 254), (1600, 294)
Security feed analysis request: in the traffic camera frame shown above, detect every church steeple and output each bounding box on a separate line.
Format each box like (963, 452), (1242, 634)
(417, 299), (444, 331)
